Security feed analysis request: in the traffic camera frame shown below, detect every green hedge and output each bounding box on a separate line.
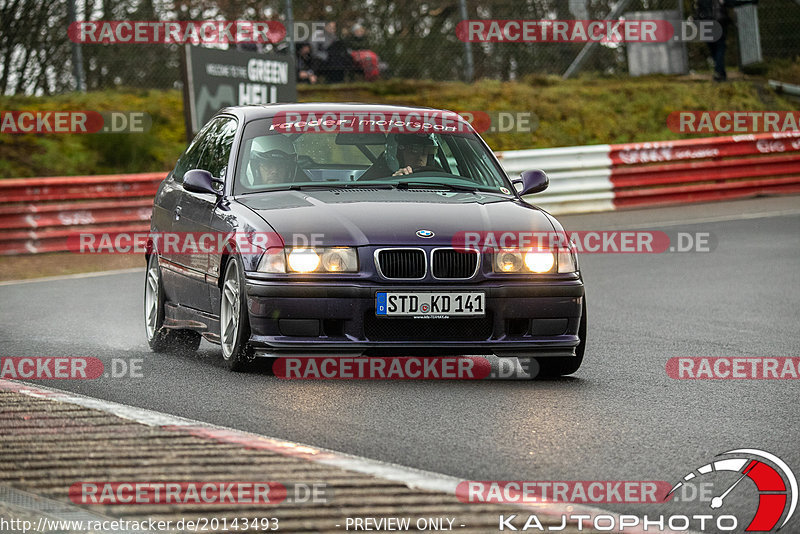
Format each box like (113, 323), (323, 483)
(0, 90), (185, 178)
(2, 74), (798, 178)
(298, 75), (800, 151)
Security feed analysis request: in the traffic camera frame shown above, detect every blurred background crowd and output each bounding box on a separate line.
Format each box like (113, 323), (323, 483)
(291, 22), (384, 85)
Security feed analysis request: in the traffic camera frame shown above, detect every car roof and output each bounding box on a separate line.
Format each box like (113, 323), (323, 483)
(217, 102), (456, 122)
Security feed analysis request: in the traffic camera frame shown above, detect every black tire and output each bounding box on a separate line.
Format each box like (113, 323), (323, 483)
(219, 256), (254, 372)
(144, 254), (202, 354)
(533, 298), (587, 378)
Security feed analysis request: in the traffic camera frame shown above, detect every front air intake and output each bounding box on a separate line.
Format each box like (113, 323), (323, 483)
(376, 249), (426, 279)
(432, 249), (480, 279)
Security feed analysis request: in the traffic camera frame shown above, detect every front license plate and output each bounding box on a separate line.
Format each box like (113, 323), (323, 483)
(375, 292), (485, 317)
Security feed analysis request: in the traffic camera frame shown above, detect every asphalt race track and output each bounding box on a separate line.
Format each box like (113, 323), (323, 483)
(1, 195), (799, 527)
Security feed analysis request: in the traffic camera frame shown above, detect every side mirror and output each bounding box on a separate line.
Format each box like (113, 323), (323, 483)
(184, 169), (219, 195)
(514, 169), (549, 196)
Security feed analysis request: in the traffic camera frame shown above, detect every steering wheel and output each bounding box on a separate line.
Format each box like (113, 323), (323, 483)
(296, 155), (315, 168)
(356, 165), (449, 181)
(406, 165), (443, 173)
(391, 165), (447, 176)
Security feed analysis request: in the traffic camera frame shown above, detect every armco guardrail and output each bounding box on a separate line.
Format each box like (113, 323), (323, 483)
(497, 131), (800, 214)
(0, 173), (163, 255)
(1, 132), (799, 254)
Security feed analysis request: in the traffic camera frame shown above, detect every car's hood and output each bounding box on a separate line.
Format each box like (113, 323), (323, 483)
(236, 189), (555, 247)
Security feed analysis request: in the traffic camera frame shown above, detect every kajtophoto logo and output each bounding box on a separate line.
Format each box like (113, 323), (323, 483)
(491, 450), (797, 532)
(667, 449), (797, 532)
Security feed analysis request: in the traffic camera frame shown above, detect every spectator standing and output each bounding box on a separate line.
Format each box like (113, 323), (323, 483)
(296, 42), (318, 84)
(695, 0), (736, 82)
(347, 23), (381, 81)
(314, 21), (356, 83)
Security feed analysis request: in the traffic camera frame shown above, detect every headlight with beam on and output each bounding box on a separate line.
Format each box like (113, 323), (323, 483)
(524, 250), (555, 273)
(287, 248), (320, 272)
(493, 249), (556, 274)
(258, 247), (358, 273)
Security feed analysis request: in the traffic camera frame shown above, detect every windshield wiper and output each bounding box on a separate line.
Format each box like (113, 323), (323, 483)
(395, 180), (480, 193)
(272, 182), (396, 191)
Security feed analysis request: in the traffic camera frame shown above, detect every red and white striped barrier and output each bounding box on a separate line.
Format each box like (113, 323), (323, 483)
(497, 131), (800, 214)
(1, 132), (799, 254)
(0, 173), (163, 255)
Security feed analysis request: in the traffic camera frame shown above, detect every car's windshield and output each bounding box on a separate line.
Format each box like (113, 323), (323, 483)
(234, 119), (513, 196)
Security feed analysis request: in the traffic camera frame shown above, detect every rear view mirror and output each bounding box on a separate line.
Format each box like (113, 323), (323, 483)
(335, 133), (387, 145)
(183, 169), (218, 195)
(515, 169), (549, 196)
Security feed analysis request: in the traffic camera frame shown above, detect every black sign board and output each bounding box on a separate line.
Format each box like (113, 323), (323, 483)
(183, 45), (296, 136)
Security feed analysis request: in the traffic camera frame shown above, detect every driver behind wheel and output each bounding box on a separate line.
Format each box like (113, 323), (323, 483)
(246, 135), (299, 186)
(391, 133), (440, 176)
(358, 133), (441, 180)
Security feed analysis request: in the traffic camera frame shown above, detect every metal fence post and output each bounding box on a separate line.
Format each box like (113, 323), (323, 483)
(458, 0), (474, 82)
(284, 0), (294, 53)
(67, 0), (85, 92)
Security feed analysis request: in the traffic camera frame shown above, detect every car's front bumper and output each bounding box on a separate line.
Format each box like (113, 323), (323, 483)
(244, 277), (584, 358)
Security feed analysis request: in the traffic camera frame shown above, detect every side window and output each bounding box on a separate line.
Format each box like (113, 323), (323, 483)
(172, 120), (215, 183)
(196, 117), (238, 179)
(439, 136), (497, 187)
(463, 137), (502, 186)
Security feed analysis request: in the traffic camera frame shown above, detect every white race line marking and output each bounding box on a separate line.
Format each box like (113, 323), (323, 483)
(19, 387), (197, 427)
(0, 379), (693, 534)
(0, 267), (144, 287)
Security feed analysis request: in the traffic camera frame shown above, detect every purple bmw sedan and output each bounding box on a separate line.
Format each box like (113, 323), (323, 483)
(144, 104), (586, 376)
